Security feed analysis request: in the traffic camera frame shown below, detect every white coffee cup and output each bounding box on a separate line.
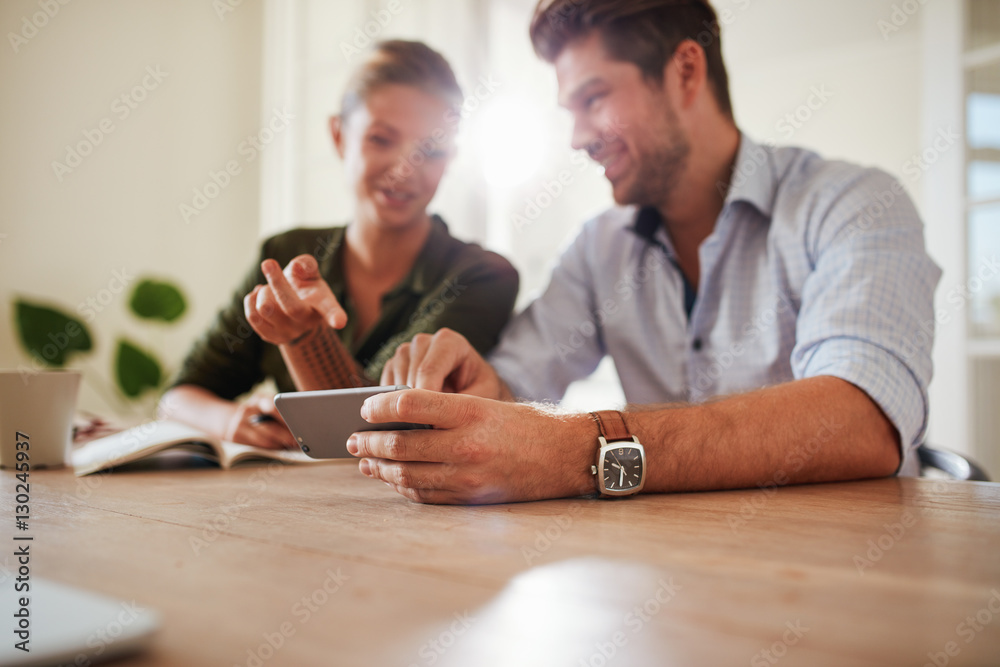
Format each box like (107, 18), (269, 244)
(0, 370), (81, 469)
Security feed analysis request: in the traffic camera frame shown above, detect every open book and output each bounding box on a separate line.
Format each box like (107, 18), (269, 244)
(72, 420), (330, 476)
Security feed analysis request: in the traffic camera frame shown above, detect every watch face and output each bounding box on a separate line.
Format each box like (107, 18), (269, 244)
(602, 444), (644, 494)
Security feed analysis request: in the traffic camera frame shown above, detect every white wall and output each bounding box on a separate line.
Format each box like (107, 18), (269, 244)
(0, 0), (264, 419)
(920, 2), (968, 456)
(725, 1), (924, 190)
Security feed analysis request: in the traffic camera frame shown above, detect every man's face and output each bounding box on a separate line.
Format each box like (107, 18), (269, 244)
(556, 32), (690, 208)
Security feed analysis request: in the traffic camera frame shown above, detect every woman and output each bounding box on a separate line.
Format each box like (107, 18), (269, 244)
(160, 41), (518, 450)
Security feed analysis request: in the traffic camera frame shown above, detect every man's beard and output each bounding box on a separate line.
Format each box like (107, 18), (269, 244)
(614, 112), (690, 209)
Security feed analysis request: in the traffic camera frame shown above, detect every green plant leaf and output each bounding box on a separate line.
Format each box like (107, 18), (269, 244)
(14, 299), (93, 367)
(129, 279), (187, 322)
(115, 339), (162, 398)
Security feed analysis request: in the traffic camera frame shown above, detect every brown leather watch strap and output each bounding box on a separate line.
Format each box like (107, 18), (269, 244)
(590, 410), (631, 442)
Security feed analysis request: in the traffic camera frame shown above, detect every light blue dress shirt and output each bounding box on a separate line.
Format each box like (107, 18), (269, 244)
(489, 134), (942, 475)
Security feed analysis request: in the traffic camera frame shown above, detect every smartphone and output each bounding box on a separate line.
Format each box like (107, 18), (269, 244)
(273, 385), (431, 459)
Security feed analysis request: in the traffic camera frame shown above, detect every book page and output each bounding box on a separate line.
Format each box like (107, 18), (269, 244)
(72, 421), (222, 476)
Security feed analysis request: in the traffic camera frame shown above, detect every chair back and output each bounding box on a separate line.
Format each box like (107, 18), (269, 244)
(917, 445), (991, 482)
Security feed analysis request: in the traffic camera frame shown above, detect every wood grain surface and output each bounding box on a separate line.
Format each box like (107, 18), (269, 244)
(3, 462), (999, 666)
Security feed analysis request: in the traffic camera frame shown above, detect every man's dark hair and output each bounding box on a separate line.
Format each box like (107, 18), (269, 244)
(530, 0), (733, 117)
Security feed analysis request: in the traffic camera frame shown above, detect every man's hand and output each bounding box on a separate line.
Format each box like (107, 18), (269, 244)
(346, 389), (596, 504)
(244, 255), (348, 345)
(224, 395), (296, 450)
(380, 328), (509, 399)
(345, 377), (901, 504)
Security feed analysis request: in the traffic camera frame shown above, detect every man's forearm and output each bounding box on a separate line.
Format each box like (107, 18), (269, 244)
(280, 327), (374, 391)
(624, 376), (901, 493)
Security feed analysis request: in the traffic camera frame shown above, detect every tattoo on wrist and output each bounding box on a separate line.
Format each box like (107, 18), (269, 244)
(283, 326), (373, 389)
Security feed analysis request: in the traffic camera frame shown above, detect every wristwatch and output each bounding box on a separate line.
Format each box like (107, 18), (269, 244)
(589, 410), (645, 497)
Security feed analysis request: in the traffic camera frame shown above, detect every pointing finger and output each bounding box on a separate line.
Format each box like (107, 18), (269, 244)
(284, 255), (347, 330)
(286, 254), (321, 282)
(261, 259), (312, 322)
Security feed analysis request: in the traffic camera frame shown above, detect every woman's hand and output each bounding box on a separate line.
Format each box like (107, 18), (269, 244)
(244, 255), (348, 345)
(224, 395), (296, 450)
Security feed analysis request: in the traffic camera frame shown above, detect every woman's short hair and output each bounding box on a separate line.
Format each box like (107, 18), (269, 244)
(340, 40), (464, 120)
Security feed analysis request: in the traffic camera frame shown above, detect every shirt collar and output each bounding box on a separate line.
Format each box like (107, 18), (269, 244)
(723, 132), (777, 218)
(628, 133), (775, 248)
(630, 206), (671, 251)
(626, 206), (682, 268)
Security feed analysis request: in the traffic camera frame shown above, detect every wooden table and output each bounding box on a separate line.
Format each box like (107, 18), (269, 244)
(5, 463), (1000, 666)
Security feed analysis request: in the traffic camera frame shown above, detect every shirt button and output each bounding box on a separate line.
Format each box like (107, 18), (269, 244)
(692, 338), (703, 351)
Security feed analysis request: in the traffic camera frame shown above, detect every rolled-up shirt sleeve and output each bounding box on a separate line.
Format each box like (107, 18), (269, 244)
(790, 168), (942, 475)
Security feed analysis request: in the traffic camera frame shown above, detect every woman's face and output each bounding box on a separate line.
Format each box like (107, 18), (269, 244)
(333, 84), (456, 231)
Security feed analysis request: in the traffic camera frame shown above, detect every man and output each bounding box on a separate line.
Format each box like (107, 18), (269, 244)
(343, 0), (941, 504)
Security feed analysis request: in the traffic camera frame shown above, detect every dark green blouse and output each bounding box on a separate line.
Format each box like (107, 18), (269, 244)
(171, 217), (519, 399)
